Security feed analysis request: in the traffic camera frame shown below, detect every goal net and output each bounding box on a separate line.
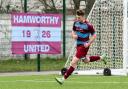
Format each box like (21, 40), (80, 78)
(65, 0), (128, 76)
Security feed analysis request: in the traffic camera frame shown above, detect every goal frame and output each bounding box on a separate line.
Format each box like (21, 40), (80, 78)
(64, 0), (128, 76)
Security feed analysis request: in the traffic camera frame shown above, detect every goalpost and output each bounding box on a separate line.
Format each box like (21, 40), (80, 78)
(64, 0), (128, 76)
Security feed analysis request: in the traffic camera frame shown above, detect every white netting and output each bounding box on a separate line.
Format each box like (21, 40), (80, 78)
(66, 0), (124, 70)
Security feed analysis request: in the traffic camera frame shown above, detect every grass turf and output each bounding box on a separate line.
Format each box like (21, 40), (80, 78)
(0, 58), (66, 72)
(0, 75), (128, 89)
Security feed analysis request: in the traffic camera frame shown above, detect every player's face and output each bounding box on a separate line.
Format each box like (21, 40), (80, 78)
(76, 15), (84, 22)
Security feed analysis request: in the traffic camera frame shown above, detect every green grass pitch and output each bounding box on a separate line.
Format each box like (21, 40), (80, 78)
(0, 75), (128, 89)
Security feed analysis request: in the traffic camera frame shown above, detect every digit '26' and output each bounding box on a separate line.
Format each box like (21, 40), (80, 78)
(42, 31), (51, 38)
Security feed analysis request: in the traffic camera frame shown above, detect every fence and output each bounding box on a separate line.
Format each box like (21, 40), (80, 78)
(0, 0), (77, 59)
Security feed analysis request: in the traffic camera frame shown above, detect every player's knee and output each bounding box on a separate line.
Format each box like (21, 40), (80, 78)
(71, 61), (77, 68)
(70, 56), (79, 68)
(83, 59), (89, 63)
(82, 57), (90, 63)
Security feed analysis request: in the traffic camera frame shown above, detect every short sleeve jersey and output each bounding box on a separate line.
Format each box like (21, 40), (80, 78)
(73, 20), (96, 46)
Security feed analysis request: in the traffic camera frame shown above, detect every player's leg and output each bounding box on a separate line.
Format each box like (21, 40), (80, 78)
(55, 46), (84, 85)
(62, 46), (94, 78)
(55, 56), (79, 84)
(64, 56), (79, 79)
(79, 46), (107, 64)
(82, 54), (107, 64)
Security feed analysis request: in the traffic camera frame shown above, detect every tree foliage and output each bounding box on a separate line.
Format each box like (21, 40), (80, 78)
(0, 0), (95, 15)
(73, 0), (95, 15)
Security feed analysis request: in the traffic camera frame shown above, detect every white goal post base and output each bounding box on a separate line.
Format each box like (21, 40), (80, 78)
(72, 69), (128, 76)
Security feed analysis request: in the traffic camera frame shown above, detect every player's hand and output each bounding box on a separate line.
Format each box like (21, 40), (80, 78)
(72, 35), (78, 40)
(84, 42), (90, 48)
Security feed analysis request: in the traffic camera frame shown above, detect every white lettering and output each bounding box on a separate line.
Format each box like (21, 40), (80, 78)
(24, 45), (28, 52)
(24, 45), (50, 52)
(54, 17), (59, 24)
(13, 15), (19, 23)
(35, 16), (41, 23)
(13, 15), (59, 25)
(50, 17), (55, 24)
(41, 16), (46, 24)
(19, 16), (23, 23)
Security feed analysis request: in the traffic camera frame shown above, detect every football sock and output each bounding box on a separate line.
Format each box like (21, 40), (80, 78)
(89, 56), (100, 62)
(64, 66), (75, 79)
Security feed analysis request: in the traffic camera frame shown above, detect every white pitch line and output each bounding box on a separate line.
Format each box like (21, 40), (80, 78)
(67, 81), (128, 84)
(0, 80), (55, 83)
(0, 80), (128, 84)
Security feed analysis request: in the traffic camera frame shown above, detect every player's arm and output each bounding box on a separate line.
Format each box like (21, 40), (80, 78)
(88, 34), (96, 45)
(84, 23), (96, 48)
(71, 22), (78, 40)
(71, 31), (78, 40)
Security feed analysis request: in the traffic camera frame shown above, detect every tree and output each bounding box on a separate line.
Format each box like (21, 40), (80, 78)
(85, 0), (95, 15)
(73, 0), (81, 12)
(38, 0), (60, 13)
(0, 0), (9, 13)
(72, 0), (95, 15)
(0, 0), (23, 13)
